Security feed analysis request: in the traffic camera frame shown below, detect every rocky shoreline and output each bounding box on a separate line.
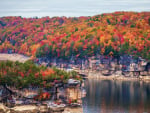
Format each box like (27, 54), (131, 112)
(0, 83), (84, 113)
(88, 74), (150, 82)
(0, 104), (83, 113)
(78, 70), (150, 81)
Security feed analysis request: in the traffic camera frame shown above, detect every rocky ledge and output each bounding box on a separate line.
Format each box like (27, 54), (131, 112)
(0, 104), (83, 113)
(0, 104), (46, 113)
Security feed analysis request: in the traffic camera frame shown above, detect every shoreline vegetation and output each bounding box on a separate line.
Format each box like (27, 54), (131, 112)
(0, 59), (82, 88)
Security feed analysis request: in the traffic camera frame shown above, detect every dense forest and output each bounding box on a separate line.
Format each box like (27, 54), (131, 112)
(0, 12), (150, 60)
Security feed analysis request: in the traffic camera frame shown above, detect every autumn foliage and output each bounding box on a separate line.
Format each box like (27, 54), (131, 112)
(0, 12), (150, 59)
(0, 60), (80, 88)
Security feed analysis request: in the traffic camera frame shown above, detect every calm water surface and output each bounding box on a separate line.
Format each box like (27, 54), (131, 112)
(82, 79), (150, 113)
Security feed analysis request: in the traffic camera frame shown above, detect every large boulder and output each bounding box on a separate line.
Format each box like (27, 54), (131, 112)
(38, 105), (49, 113)
(0, 104), (51, 113)
(63, 107), (83, 113)
(0, 104), (9, 113)
(10, 105), (39, 113)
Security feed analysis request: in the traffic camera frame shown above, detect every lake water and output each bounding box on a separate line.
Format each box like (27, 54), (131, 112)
(82, 79), (150, 113)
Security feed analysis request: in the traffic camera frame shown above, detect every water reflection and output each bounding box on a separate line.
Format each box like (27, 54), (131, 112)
(82, 79), (150, 113)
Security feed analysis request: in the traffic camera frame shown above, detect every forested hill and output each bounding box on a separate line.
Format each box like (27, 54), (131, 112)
(0, 12), (150, 60)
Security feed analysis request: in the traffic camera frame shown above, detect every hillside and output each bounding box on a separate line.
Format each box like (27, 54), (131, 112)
(0, 12), (150, 60)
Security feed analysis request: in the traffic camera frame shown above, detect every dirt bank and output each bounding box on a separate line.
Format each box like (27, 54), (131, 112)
(0, 53), (30, 63)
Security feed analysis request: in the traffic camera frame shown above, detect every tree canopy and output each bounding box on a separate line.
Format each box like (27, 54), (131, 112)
(0, 12), (150, 60)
